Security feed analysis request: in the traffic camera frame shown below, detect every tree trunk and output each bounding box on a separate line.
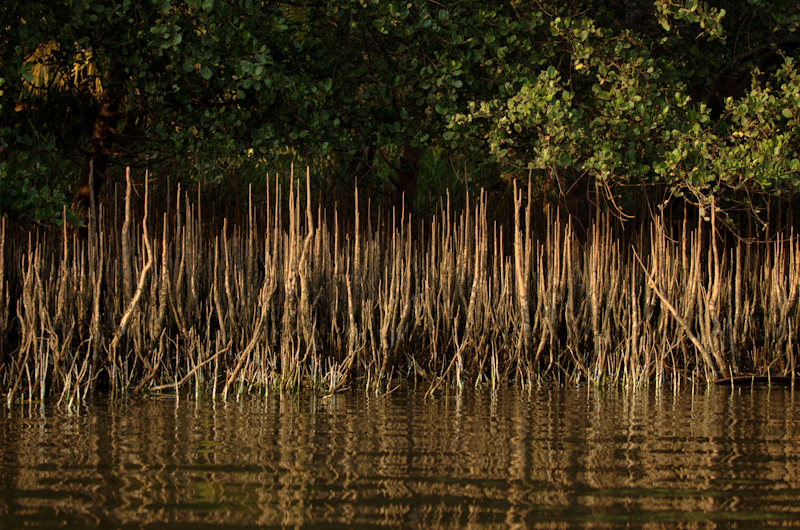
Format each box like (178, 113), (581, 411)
(72, 63), (123, 211)
(393, 141), (421, 218)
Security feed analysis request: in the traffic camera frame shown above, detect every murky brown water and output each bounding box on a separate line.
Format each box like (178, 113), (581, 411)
(1, 384), (800, 529)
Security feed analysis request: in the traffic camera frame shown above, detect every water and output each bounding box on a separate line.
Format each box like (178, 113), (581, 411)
(2, 384), (800, 529)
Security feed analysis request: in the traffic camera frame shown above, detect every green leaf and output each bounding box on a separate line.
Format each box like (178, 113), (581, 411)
(200, 67), (212, 80)
(782, 108), (793, 119)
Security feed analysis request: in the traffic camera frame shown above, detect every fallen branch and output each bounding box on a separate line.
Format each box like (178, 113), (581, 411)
(149, 340), (231, 393)
(632, 247), (719, 380)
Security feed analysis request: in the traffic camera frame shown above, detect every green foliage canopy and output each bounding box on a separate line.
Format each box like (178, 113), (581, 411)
(0, 0), (799, 222)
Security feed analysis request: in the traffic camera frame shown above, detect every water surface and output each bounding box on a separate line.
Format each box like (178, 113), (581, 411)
(2, 384), (800, 528)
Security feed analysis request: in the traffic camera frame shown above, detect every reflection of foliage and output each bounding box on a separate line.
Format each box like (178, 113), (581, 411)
(0, 0), (799, 224)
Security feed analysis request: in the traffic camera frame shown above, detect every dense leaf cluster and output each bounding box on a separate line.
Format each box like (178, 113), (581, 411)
(1, 0), (799, 223)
